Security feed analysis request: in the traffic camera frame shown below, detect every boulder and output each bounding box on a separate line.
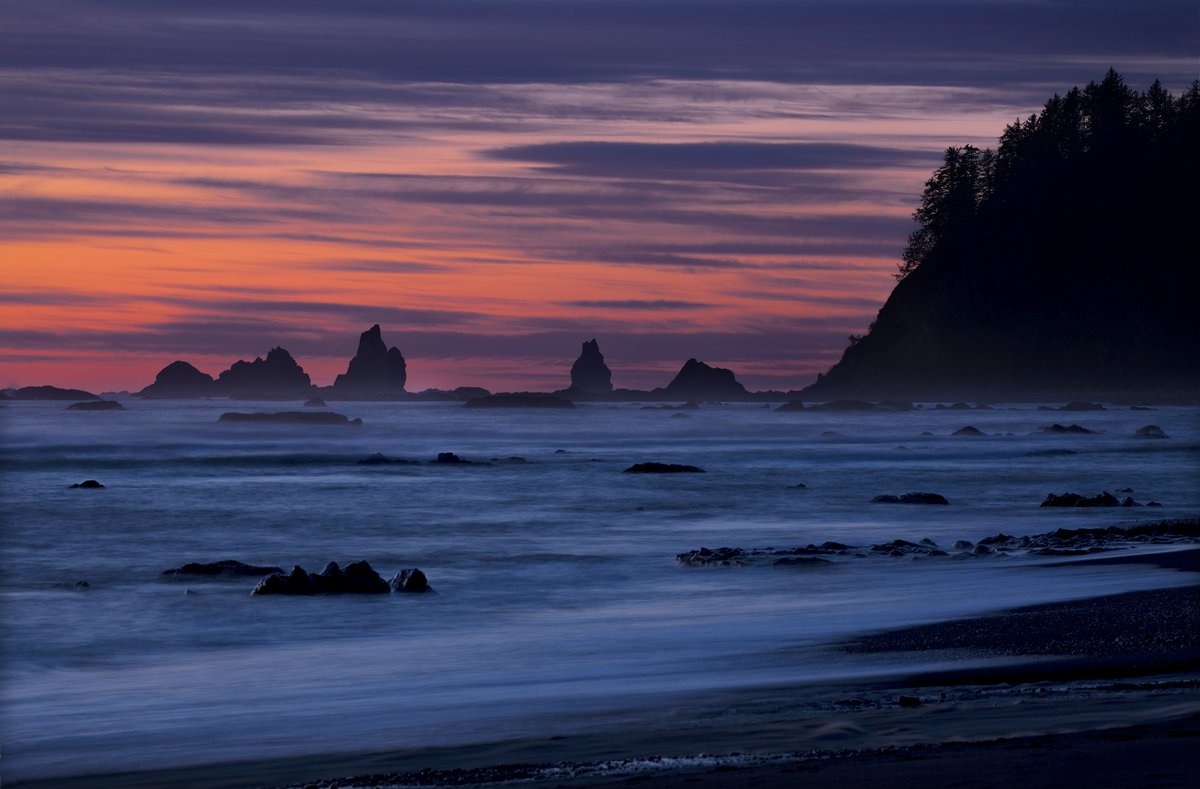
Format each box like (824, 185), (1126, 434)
(662, 358), (747, 400)
(137, 361), (215, 398)
(1134, 425), (1168, 439)
(776, 400), (806, 412)
(389, 568), (432, 593)
(162, 560), (284, 577)
(67, 400), (124, 410)
(624, 462), (705, 473)
(569, 338), (613, 393)
(332, 324), (407, 397)
(70, 479), (104, 489)
(952, 425), (986, 436)
(216, 347), (315, 399)
(434, 452), (480, 465)
(304, 397), (328, 408)
(871, 492), (949, 505)
(219, 411), (362, 425)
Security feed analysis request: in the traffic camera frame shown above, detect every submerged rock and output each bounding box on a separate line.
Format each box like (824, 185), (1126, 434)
(1040, 491), (1120, 508)
(464, 394), (576, 409)
(1134, 424), (1168, 439)
(357, 453), (419, 465)
(1059, 401), (1105, 411)
(304, 397), (328, 408)
(952, 425), (986, 436)
(809, 399), (881, 412)
(70, 479), (104, 489)
(434, 451), (475, 465)
(776, 400), (807, 412)
(219, 411), (362, 425)
(623, 462), (705, 474)
(66, 400), (124, 411)
(1037, 423), (1095, 434)
(772, 557), (835, 568)
(569, 338), (614, 394)
(872, 492), (949, 505)
(162, 560), (285, 578)
(252, 560), (390, 595)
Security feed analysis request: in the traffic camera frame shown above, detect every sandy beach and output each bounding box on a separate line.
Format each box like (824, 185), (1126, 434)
(14, 548), (1197, 789)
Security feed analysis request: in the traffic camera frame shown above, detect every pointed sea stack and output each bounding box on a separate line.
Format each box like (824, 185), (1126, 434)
(662, 359), (747, 400)
(138, 361), (216, 398)
(216, 347), (315, 399)
(332, 324), (407, 399)
(569, 339), (613, 394)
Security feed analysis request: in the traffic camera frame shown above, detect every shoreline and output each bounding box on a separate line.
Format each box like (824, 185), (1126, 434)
(13, 550), (1198, 789)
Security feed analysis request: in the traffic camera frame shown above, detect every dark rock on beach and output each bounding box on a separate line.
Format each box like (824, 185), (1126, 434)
(389, 568), (432, 593)
(252, 560), (390, 595)
(219, 411), (362, 425)
(872, 492), (949, 505)
(66, 399), (124, 410)
(162, 560), (285, 578)
(464, 394), (576, 409)
(624, 462), (705, 474)
(70, 479), (104, 489)
(332, 324), (407, 397)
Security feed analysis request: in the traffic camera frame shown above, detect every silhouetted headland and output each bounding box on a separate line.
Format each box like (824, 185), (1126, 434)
(803, 71), (1199, 403)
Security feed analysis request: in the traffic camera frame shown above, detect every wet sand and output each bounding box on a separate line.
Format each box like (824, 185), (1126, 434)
(13, 549), (1199, 789)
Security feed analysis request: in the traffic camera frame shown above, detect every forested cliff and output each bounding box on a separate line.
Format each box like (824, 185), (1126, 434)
(804, 71), (1199, 401)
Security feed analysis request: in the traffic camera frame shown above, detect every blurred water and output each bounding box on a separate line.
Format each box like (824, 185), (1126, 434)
(1, 399), (1197, 778)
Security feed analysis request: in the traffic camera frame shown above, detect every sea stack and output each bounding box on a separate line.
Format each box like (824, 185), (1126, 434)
(569, 339), (613, 394)
(138, 361), (216, 398)
(216, 347), (315, 399)
(332, 324), (407, 398)
(662, 359), (747, 400)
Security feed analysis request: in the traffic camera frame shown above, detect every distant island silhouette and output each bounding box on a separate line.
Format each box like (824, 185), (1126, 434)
(5, 72), (1196, 406)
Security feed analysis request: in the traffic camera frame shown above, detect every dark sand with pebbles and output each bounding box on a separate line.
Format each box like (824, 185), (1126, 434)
(16, 548), (1198, 789)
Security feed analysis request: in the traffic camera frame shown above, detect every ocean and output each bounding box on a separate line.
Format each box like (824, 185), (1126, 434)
(1, 399), (1197, 781)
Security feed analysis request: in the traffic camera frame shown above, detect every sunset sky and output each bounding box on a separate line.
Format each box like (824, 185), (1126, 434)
(2, 1), (1195, 393)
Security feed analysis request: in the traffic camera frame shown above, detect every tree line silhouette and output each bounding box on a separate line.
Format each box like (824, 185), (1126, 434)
(808, 70), (1199, 399)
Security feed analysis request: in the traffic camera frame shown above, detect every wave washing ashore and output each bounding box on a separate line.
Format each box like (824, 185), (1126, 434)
(1, 399), (1198, 787)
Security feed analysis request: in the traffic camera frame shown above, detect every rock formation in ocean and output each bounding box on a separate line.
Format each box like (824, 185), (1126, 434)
(801, 71), (1199, 401)
(568, 339), (613, 394)
(8, 385), (100, 400)
(138, 361), (216, 398)
(66, 400), (124, 410)
(216, 347), (315, 399)
(218, 411), (362, 425)
(464, 394), (576, 409)
(332, 324), (407, 398)
(661, 359), (747, 400)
